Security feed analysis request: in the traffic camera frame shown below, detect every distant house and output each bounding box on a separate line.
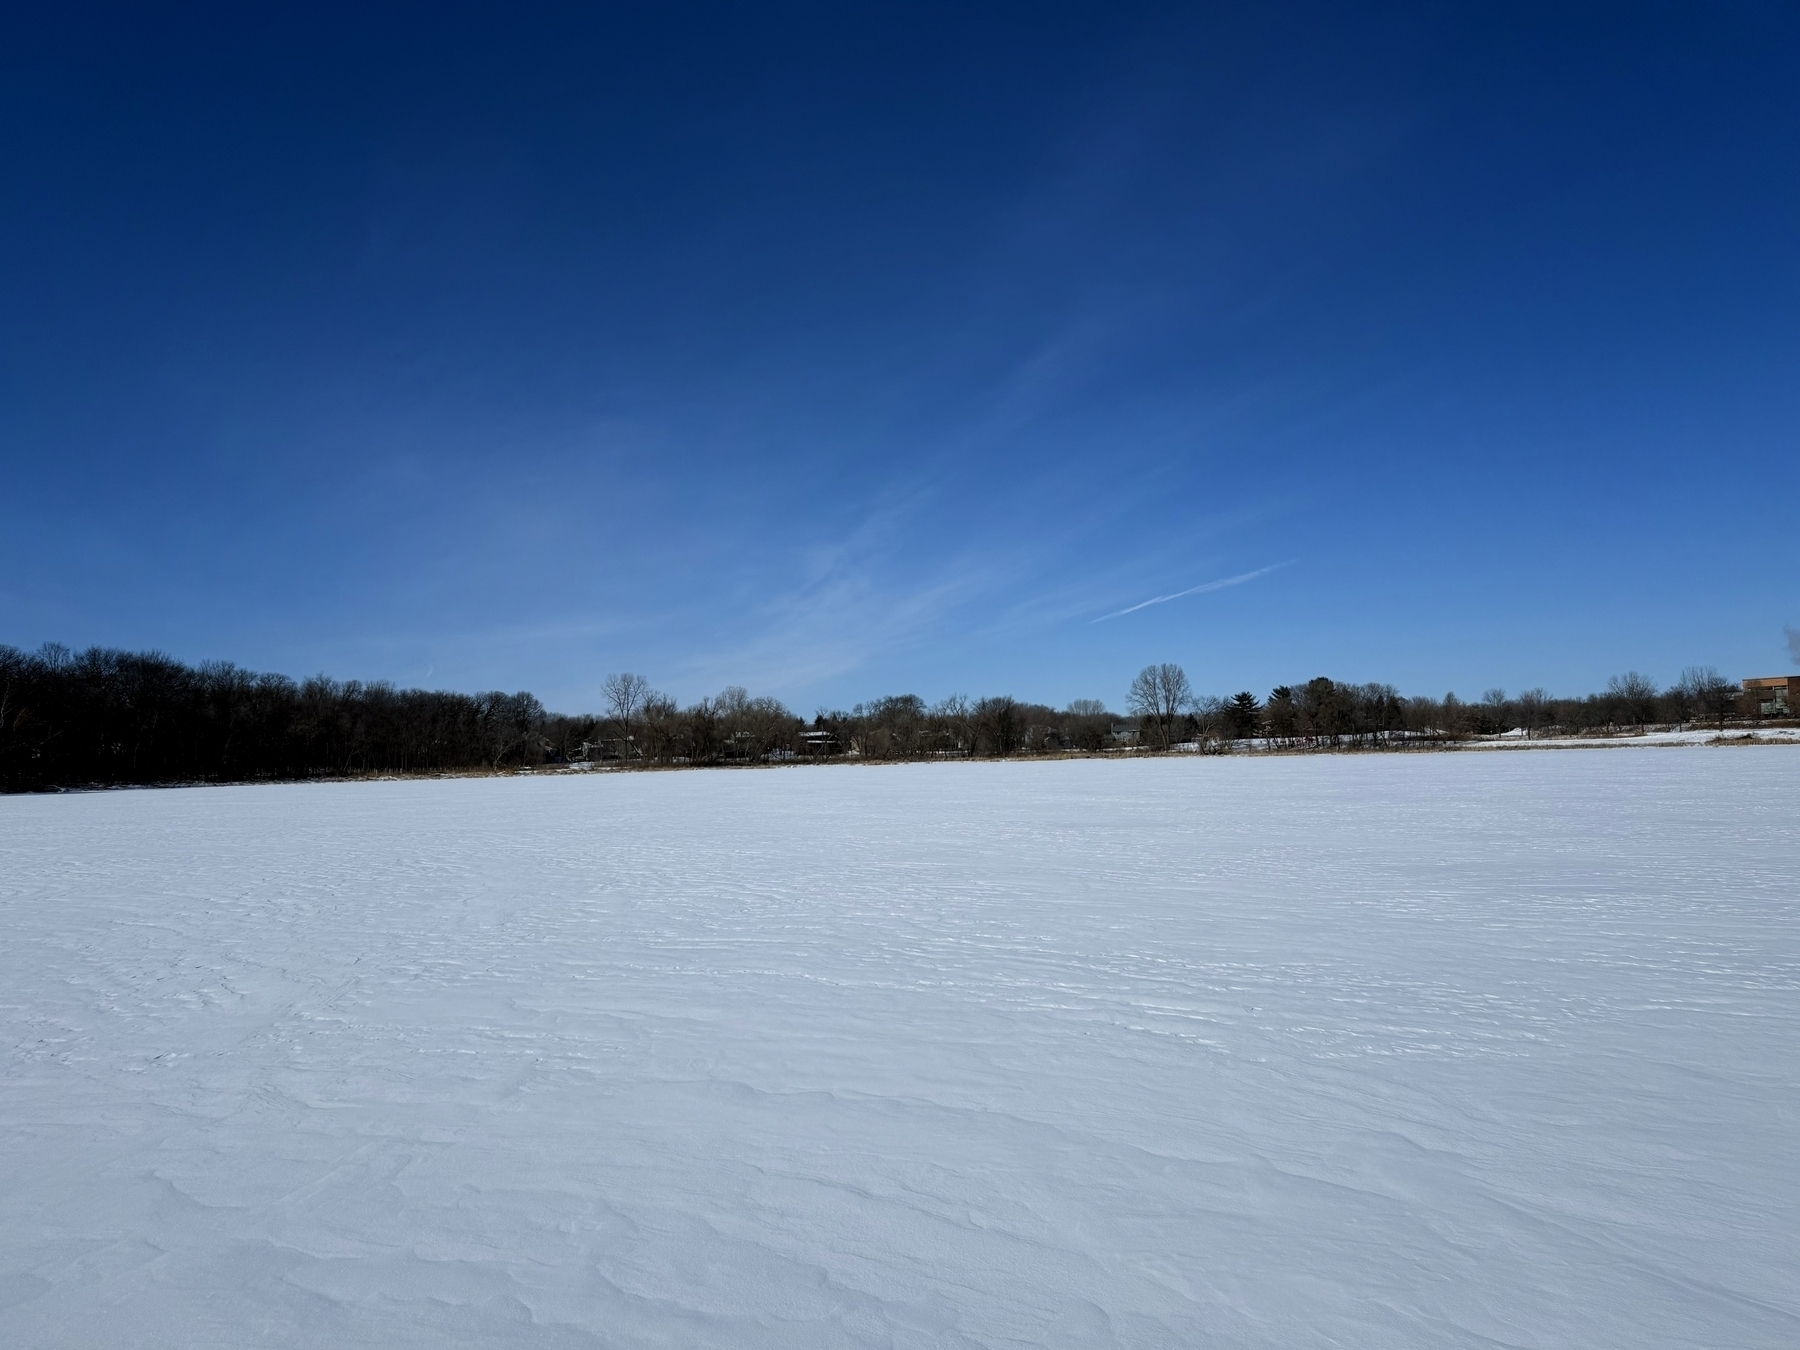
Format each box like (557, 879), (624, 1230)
(1109, 723), (1140, 747)
(1741, 675), (1799, 718)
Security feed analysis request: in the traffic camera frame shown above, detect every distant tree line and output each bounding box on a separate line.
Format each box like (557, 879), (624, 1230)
(0, 641), (1776, 792)
(1179, 667), (1743, 750)
(0, 644), (555, 790)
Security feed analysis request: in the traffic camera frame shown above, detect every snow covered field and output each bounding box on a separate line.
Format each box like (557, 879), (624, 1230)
(3, 753), (1797, 1349)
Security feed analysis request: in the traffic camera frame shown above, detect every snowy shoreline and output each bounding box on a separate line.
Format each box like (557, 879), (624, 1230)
(17, 723), (1798, 796)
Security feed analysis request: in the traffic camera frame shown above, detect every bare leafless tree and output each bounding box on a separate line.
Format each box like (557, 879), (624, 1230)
(919, 694), (966, 756)
(1128, 663), (1192, 750)
(601, 672), (650, 758)
(1605, 672), (1659, 727)
(1677, 666), (1736, 730)
(1516, 687), (1550, 739)
(1481, 688), (1509, 728)
(640, 692), (679, 761)
(972, 696), (1022, 756)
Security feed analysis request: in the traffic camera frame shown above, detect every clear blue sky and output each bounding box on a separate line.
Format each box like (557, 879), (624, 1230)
(3, 3), (1796, 714)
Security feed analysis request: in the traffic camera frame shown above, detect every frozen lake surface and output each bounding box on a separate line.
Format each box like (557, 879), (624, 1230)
(3, 752), (1797, 1348)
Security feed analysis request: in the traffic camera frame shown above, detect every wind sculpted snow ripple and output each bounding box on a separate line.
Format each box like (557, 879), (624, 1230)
(2, 752), (1797, 1347)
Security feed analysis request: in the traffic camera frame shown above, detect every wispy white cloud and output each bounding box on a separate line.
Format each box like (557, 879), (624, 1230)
(1091, 562), (1290, 623)
(668, 492), (1015, 701)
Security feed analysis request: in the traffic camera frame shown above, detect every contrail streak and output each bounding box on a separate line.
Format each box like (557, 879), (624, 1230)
(1091, 563), (1289, 623)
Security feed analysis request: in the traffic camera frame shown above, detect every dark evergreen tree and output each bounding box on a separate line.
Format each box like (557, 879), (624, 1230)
(1225, 691), (1262, 739)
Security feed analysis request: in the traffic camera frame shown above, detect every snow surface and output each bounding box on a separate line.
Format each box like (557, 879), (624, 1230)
(3, 753), (1797, 1348)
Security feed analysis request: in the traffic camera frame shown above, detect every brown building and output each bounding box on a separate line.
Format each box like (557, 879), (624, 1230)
(1741, 675), (1800, 718)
